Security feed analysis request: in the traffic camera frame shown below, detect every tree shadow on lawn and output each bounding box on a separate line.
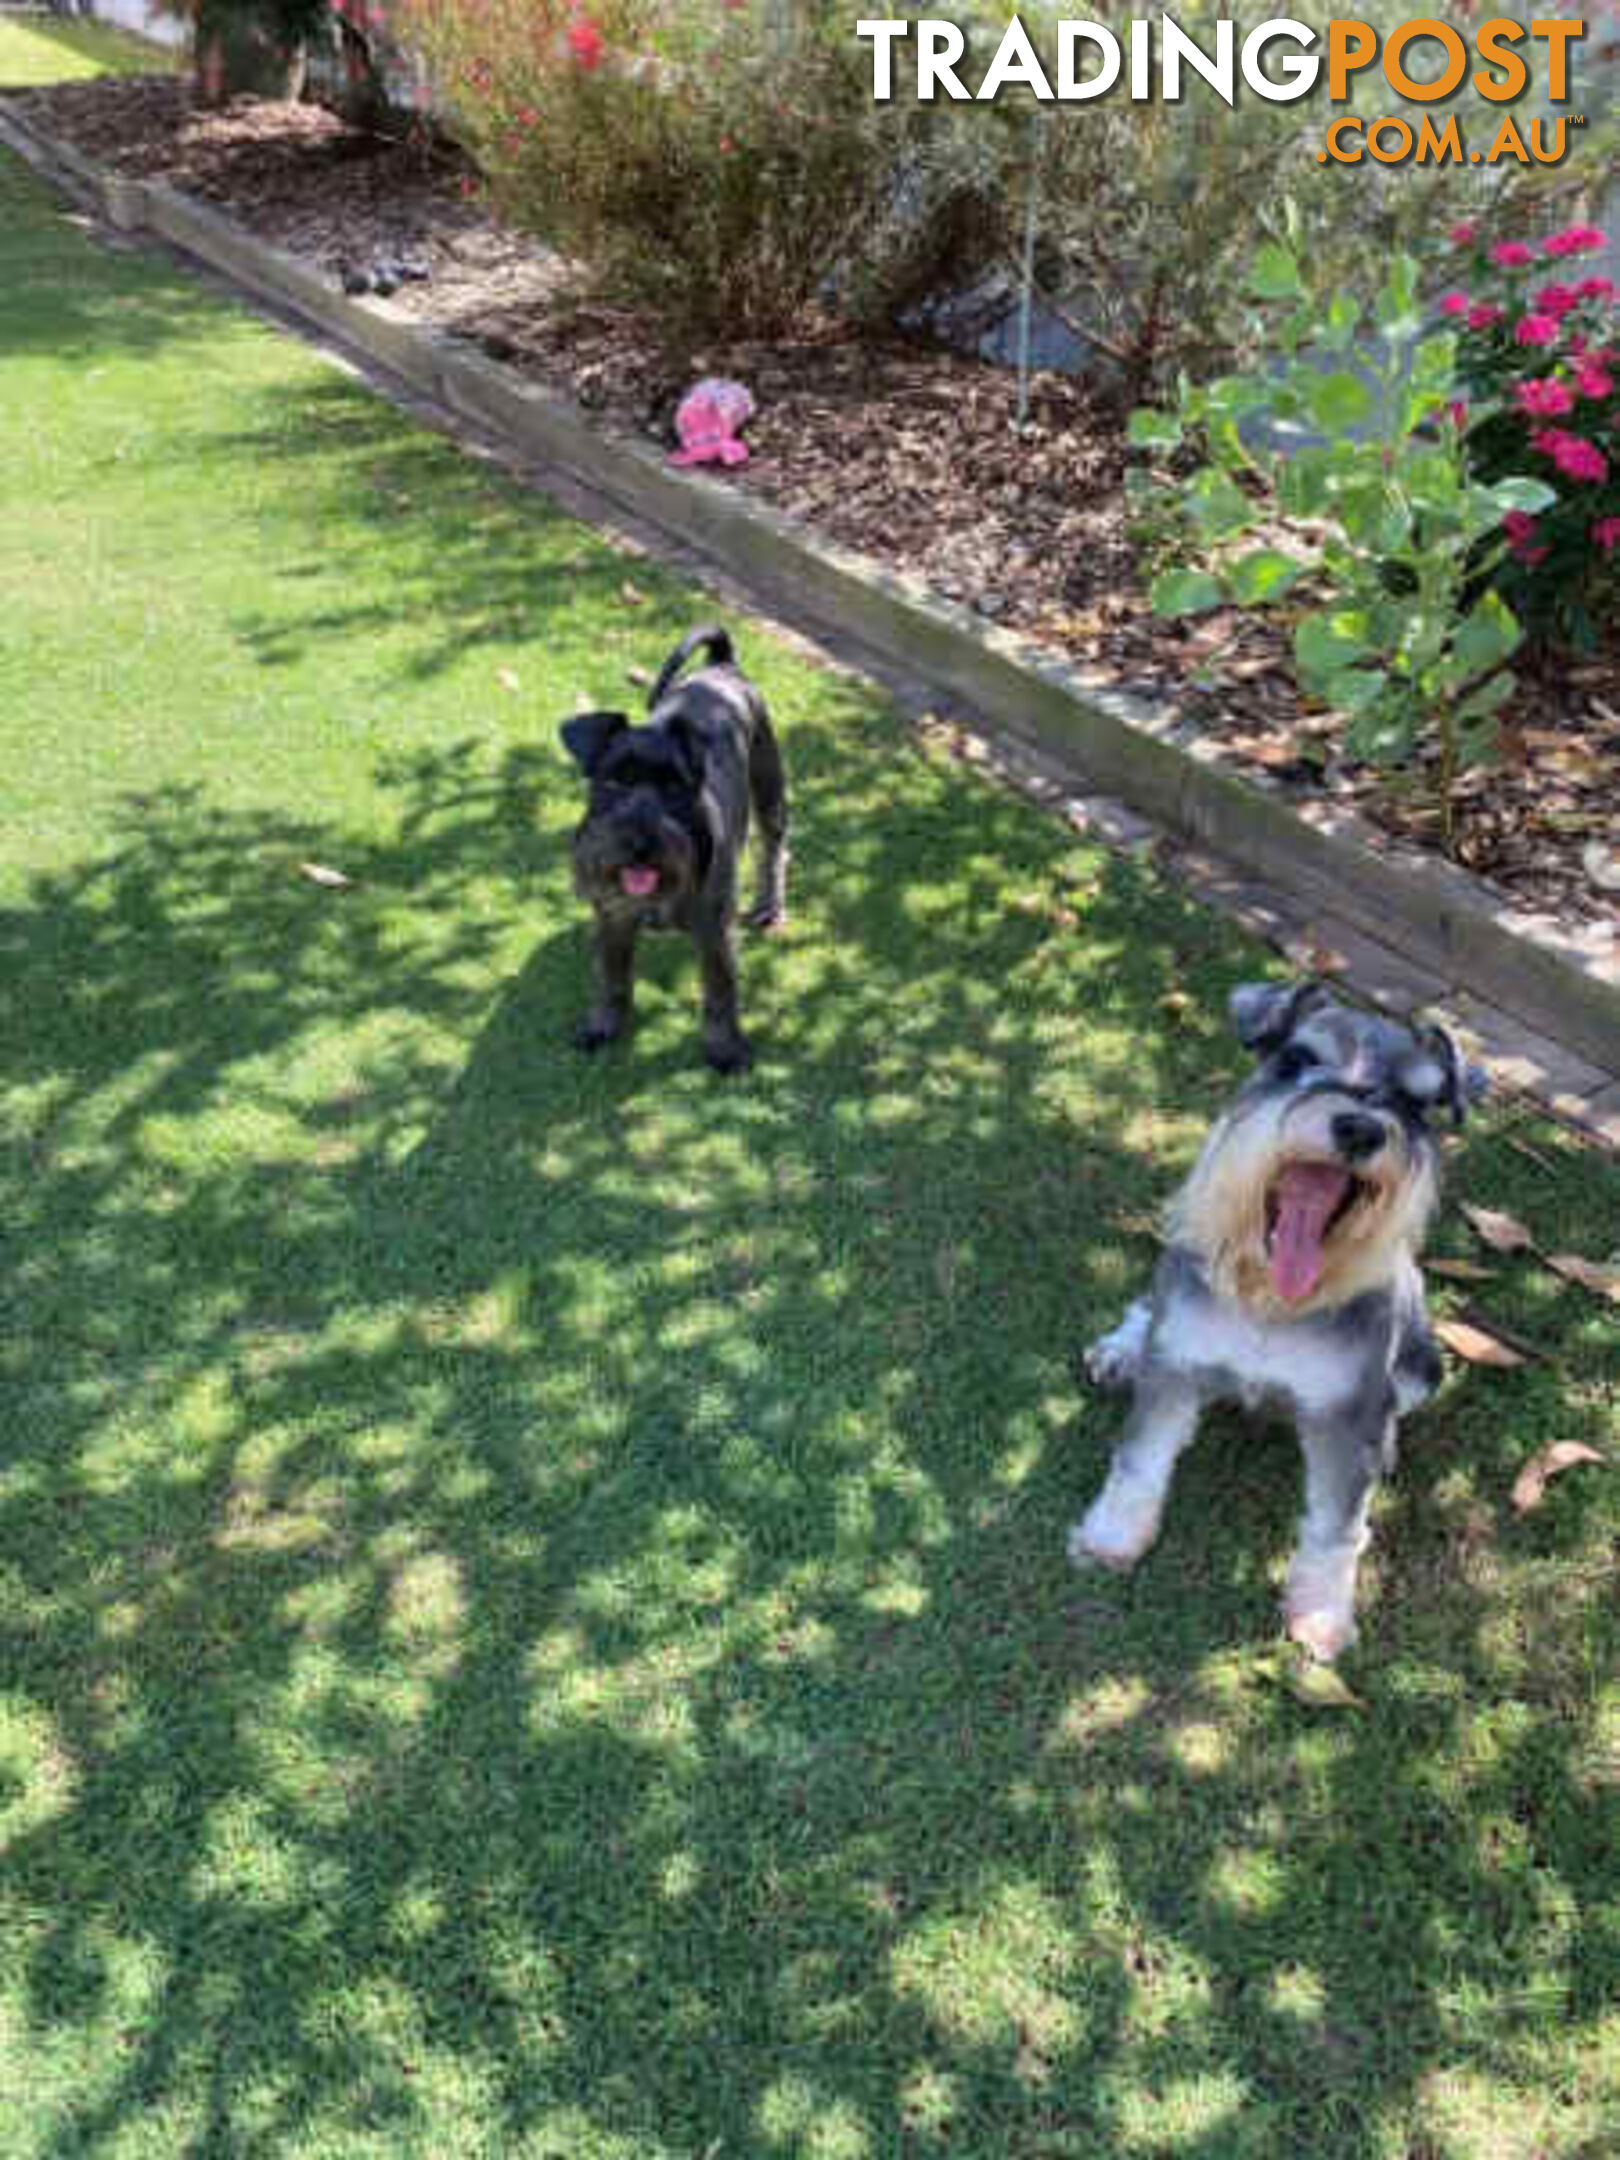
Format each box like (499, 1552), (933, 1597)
(0, 151), (228, 365)
(1, 698), (1613, 2152)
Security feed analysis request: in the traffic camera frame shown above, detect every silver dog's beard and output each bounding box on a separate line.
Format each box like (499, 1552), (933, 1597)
(1171, 1088), (1437, 1317)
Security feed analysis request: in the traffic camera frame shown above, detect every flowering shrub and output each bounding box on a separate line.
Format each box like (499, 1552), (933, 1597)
(1438, 220), (1619, 646)
(1132, 246), (1557, 844)
(388, 0), (976, 337)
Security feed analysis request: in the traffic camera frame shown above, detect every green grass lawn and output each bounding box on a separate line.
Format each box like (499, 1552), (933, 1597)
(0, 11), (174, 85)
(0, 134), (1616, 2160)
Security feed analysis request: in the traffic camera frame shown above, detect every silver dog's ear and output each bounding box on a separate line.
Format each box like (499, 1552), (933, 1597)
(1418, 1023), (1489, 1126)
(1230, 979), (1330, 1054)
(561, 711), (629, 777)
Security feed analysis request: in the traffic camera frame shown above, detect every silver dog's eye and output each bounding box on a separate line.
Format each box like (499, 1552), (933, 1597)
(1398, 1055), (1445, 1102)
(1275, 1043), (1320, 1082)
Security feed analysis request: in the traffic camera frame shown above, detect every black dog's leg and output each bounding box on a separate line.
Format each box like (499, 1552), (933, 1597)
(576, 912), (637, 1052)
(697, 918), (750, 1074)
(744, 709), (789, 931)
(1286, 1405), (1389, 1660)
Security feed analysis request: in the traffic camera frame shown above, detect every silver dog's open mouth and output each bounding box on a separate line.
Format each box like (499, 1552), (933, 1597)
(619, 865), (661, 898)
(1265, 1160), (1373, 1302)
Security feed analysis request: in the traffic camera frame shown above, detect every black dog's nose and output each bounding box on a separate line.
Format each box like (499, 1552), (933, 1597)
(1332, 1110), (1386, 1163)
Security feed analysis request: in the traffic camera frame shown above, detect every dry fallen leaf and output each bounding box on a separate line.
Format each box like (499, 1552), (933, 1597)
(1426, 1257), (1499, 1283)
(1459, 1204), (1534, 1255)
(626, 665), (654, 689)
(619, 581), (648, 606)
(1511, 1441), (1605, 1514)
(1542, 1253), (1620, 1305)
(1435, 1318), (1525, 1368)
(1287, 1661), (1366, 1712)
(497, 667), (521, 693)
(298, 861), (351, 888)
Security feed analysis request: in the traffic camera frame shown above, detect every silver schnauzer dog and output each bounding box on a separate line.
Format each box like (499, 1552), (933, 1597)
(1071, 981), (1486, 1660)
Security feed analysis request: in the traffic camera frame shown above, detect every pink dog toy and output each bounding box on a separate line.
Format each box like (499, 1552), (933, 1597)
(671, 376), (755, 467)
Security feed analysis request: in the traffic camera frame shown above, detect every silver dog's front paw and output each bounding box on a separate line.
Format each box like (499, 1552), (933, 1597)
(1285, 1551), (1361, 1662)
(1068, 1488), (1161, 1574)
(1084, 1300), (1152, 1391)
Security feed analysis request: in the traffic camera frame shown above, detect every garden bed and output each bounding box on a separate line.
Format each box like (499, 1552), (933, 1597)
(13, 70), (1618, 942)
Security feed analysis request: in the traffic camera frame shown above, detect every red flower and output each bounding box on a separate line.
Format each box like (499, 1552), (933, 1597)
(1438, 291), (1471, 317)
(1515, 377), (1576, 417)
(1448, 221), (1477, 245)
(1491, 241), (1535, 267)
(1550, 433), (1609, 483)
(567, 16), (606, 67)
(1532, 282), (1578, 320)
(1543, 225), (1608, 258)
(1514, 314), (1561, 347)
(1593, 517), (1620, 552)
(1575, 359), (1614, 400)
(1466, 302), (1502, 331)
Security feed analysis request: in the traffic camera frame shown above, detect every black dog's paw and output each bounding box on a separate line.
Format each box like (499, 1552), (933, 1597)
(743, 901), (787, 934)
(574, 1018), (625, 1055)
(704, 1034), (754, 1077)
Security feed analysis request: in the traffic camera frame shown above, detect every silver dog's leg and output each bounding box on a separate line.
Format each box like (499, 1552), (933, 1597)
(1069, 1375), (1200, 1572)
(1084, 1298), (1153, 1391)
(1284, 1415), (1387, 1661)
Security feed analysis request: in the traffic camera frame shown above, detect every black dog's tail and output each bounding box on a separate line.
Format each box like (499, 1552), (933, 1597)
(648, 625), (735, 710)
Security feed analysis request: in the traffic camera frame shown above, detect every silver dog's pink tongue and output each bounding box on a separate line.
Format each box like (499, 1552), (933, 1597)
(620, 866), (659, 898)
(1269, 1161), (1351, 1302)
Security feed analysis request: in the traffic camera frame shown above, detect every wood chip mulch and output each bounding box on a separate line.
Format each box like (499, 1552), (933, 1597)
(10, 72), (1617, 938)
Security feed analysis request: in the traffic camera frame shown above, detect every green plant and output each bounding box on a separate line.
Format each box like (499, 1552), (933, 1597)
(1436, 220), (1618, 651)
(1134, 245), (1558, 846)
(389, 0), (984, 339)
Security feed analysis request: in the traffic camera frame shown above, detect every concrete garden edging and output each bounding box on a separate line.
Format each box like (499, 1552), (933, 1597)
(4, 99), (1616, 1104)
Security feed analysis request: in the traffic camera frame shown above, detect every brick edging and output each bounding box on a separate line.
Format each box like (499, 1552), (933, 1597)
(4, 100), (1615, 1086)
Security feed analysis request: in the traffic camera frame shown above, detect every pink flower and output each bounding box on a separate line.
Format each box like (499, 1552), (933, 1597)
(1516, 376), (1576, 417)
(1550, 433), (1609, 483)
(1577, 276), (1615, 303)
(567, 15), (606, 67)
(1543, 225), (1608, 258)
(1491, 241), (1535, 267)
(1447, 399), (1469, 431)
(1467, 302), (1503, 331)
(1448, 221), (1477, 245)
(1501, 510), (1538, 543)
(1593, 517), (1620, 552)
(1514, 314), (1561, 347)
(1533, 282), (1579, 320)
(1575, 359), (1615, 399)
(1438, 291), (1471, 317)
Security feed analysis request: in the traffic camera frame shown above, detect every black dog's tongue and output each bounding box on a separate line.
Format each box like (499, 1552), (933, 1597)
(1270, 1162), (1351, 1302)
(620, 866), (660, 898)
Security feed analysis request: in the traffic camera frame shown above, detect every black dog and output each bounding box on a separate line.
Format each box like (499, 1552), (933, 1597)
(561, 626), (789, 1073)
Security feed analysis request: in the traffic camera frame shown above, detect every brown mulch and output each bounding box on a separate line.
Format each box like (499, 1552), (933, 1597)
(10, 73), (1618, 935)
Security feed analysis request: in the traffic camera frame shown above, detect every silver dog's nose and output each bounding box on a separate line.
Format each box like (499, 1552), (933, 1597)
(1332, 1110), (1385, 1163)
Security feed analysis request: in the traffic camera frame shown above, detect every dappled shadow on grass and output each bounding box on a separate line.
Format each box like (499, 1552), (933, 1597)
(2, 709), (1614, 2157)
(0, 150), (225, 364)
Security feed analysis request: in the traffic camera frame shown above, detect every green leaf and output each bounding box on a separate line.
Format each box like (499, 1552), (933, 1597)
(1328, 667), (1388, 716)
(1227, 548), (1304, 605)
(1250, 242), (1303, 301)
(1278, 447), (1334, 517)
(1452, 590), (1522, 673)
(1411, 332), (1458, 389)
(1306, 371), (1375, 433)
(1128, 406), (1182, 451)
(1488, 476), (1558, 518)
(1150, 568), (1225, 617)
(1185, 470), (1255, 540)
(1320, 292), (1361, 353)
(1296, 608), (1371, 685)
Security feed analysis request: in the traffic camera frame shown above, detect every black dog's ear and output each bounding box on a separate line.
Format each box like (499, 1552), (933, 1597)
(1229, 979), (1330, 1055)
(1417, 1023), (1489, 1127)
(561, 711), (629, 777)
